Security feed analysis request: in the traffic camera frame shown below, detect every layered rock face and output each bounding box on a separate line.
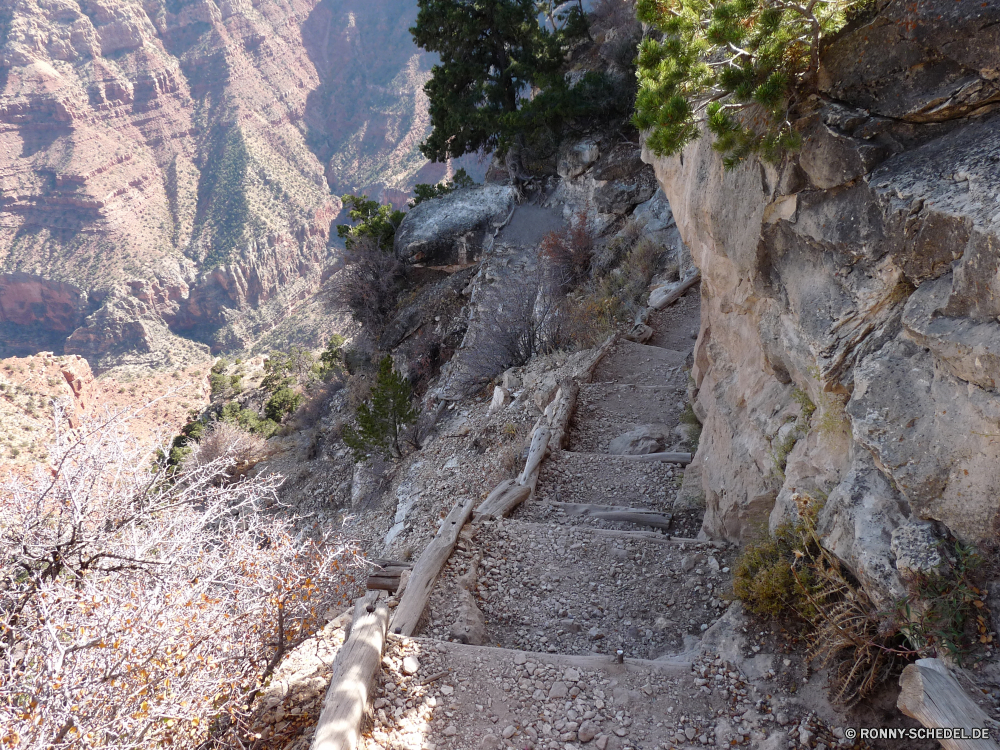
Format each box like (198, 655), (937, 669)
(644, 0), (1000, 602)
(0, 0), (437, 364)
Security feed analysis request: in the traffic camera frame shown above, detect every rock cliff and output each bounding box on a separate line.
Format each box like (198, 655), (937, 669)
(643, 0), (1000, 603)
(0, 0), (439, 363)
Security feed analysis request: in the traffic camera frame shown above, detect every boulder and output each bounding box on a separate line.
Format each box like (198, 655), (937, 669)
(557, 140), (600, 179)
(632, 188), (676, 232)
(488, 385), (511, 413)
(394, 185), (517, 265)
(891, 521), (946, 577)
(594, 167), (658, 215)
(608, 425), (670, 455)
(819, 0), (1000, 122)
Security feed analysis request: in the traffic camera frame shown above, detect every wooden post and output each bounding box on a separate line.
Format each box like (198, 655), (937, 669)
(897, 658), (1000, 750)
(390, 496), (477, 636)
(310, 591), (389, 750)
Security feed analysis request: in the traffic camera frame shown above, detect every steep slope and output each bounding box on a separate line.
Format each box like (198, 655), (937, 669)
(0, 0), (444, 363)
(642, 0), (1000, 604)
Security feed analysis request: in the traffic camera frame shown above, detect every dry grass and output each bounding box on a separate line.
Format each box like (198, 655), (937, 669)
(733, 494), (911, 706)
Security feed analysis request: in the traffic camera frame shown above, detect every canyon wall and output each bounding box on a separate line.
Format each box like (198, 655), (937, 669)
(644, 0), (1000, 603)
(0, 0), (437, 364)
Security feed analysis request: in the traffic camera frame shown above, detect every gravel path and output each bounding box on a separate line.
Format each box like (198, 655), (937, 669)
(355, 290), (875, 750)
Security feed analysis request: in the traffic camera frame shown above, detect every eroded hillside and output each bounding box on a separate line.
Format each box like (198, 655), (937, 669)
(0, 0), (445, 362)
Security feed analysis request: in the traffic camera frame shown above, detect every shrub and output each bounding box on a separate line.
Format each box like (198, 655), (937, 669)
(184, 420), (266, 472)
(409, 168), (475, 208)
(897, 543), (990, 664)
(220, 400), (280, 438)
(455, 272), (570, 391)
(332, 237), (406, 337)
(318, 334), (347, 380)
(0, 404), (361, 747)
(733, 494), (913, 706)
(209, 371), (230, 398)
(342, 356), (419, 461)
(264, 386), (303, 423)
(634, 0), (860, 168)
(336, 194), (405, 252)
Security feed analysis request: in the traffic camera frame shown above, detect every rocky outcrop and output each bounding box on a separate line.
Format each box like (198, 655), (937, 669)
(394, 186), (518, 266)
(65, 292), (211, 374)
(643, 0), (1000, 602)
(549, 138), (660, 233)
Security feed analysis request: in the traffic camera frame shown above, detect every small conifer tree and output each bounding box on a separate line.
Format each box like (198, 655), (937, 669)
(633, 0), (861, 168)
(343, 356), (419, 461)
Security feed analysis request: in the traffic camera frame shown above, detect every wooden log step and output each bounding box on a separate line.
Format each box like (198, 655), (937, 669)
(551, 502), (674, 531)
(370, 558), (413, 570)
(496, 519), (725, 547)
(367, 574), (403, 592)
(648, 268), (701, 311)
(561, 450), (693, 465)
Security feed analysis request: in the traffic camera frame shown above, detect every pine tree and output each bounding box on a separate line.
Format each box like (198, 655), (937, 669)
(410, 0), (587, 161)
(343, 356), (419, 461)
(634, 0), (860, 168)
(336, 194), (404, 252)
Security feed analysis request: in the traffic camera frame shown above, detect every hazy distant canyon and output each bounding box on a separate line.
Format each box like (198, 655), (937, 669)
(0, 0), (463, 363)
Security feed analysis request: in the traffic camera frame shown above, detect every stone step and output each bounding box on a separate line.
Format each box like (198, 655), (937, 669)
(570, 382), (687, 452)
(417, 519), (733, 660)
(368, 634), (703, 750)
(590, 338), (687, 386)
(527, 449), (683, 511)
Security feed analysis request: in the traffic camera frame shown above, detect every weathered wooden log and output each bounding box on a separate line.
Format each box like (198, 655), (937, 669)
(580, 334), (617, 383)
(310, 591), (389, 750)
(897, 658), (1000, 750)
(518, 426), (551, 496)
(370, 558), (413, 570)
(553, 502), (674, 531)
(475, 479), (532, 520)
(390, 495), (477, 636)
(648, 269), (701, 311)
(366, 574), (402, 592)
(564, 450), (692, 465)
(547, 381), (579, 450)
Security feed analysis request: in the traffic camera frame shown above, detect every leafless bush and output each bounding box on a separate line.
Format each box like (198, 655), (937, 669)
(184, 419), (266, 472)
(331, 236), (405, 337)
(455, 273), (571, 392)
(540, 212), (594, 290)
(0, 404), (361, 749)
